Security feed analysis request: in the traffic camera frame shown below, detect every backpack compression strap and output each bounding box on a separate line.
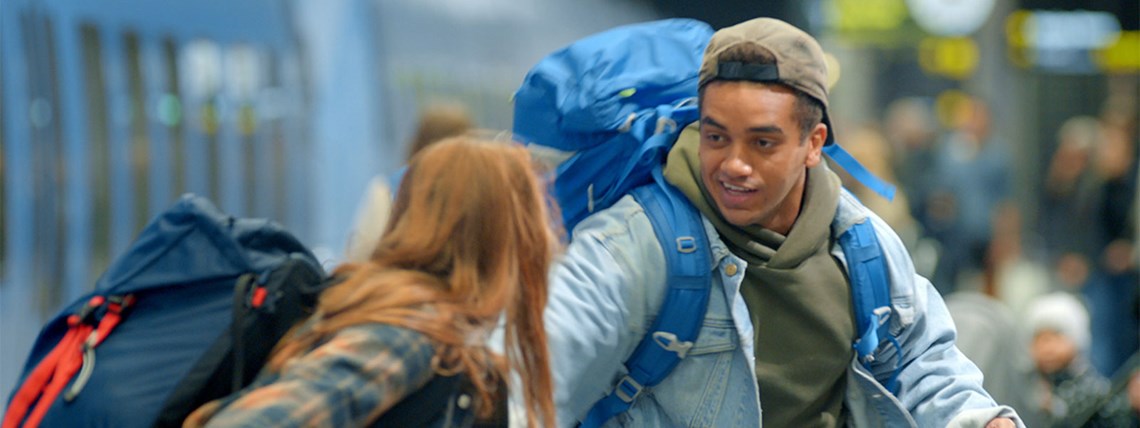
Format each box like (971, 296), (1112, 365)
(579, 171), (712, 427)
(837, 219), (902, 394)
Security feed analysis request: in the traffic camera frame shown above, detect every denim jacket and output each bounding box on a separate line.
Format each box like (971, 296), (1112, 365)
(543, 190), (1024, 427)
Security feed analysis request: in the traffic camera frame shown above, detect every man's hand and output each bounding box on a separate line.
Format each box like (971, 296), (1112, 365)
(985, 417), (1016, 428)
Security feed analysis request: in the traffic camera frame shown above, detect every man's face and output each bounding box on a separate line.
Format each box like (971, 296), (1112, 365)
(698, 81), (825, 232)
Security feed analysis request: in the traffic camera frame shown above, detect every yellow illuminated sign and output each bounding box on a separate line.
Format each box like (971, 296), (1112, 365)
(1095, 31), (1140, 73)
(1005, 9), (1135, 73)
(1004, 10), (1033, 69)
(918, 37), (979, 80)
(1005, 10), (1031, 49)
(829, 0), (909, 31)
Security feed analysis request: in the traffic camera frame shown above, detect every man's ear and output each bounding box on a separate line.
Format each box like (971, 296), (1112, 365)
(805, 122), (827, 167)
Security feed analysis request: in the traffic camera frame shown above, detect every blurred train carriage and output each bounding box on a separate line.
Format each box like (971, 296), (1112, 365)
(0, 0), (663, 399)
(0, 0), (313, 398)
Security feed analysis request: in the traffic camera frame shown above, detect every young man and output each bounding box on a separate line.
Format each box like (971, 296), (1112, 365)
(542, 18), (1023, 427)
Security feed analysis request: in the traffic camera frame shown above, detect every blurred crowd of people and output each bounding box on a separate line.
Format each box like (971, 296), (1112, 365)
(835, 86), (1139, 427)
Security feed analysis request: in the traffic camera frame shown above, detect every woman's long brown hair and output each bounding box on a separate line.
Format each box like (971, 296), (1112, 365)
(269, 136), (558, 427)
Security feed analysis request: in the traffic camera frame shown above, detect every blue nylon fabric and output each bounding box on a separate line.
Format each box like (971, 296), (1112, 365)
(839, 220), (900, 394)
(513, 19), (712, 151)
(549, 104), (700, 231)
(513, 18), (712, 233)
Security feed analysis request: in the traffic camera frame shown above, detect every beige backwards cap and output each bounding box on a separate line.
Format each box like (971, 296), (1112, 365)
(698, 18), (835, 145)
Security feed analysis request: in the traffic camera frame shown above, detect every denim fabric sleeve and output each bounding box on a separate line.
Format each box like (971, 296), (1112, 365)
(868, 211), (1025, 428)
(544, 197), (666, 427)
(201, 324), (436, 428)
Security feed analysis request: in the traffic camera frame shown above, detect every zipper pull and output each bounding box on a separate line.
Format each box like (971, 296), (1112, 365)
(63, 334), (98, 402)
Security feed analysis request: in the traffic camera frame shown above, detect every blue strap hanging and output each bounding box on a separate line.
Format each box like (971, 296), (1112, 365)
(823, 144), (897, 202)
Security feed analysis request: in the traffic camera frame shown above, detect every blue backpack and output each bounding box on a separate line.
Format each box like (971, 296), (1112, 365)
(514, 18), (902, 427)
(3, 195), (326, 428)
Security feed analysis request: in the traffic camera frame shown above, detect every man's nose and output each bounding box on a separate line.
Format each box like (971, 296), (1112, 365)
(722, 147), (752, 177)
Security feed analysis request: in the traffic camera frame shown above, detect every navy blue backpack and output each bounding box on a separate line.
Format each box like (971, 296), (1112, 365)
(3, 194), (326, 428)
(514, 19), (900, 427)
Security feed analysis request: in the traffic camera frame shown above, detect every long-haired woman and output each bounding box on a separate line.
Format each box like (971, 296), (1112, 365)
(185, 135), (559, 427)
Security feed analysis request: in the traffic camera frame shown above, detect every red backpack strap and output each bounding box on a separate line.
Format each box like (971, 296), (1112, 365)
(22, 327), (91, 428)
(86, 295), (135, 348)
(2, 326), (83, 428)
(60, 295), (136, 402)
(2, 296), (105, 428)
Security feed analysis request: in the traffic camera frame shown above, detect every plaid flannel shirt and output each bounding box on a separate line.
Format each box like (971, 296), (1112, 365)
(186, 323), (436, 427)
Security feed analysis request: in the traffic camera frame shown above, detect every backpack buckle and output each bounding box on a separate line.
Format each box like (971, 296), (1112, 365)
(872, 306), (892, 326)
(652, 331), (694, 359)
(613, 375), (643, 403)
(675, 237), (697, 254)
(617, 113), (637, 133)
(654, 116), (677, 135)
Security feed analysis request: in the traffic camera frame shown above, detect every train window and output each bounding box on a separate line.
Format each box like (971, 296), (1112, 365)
(24, 12), (67, 313)
(181, 40), (222, 202)
(225, 44), (261, 217)
(267, 52), (287, 222)
(162, 38), (185, 197)
(124, 32), (148, 232)
(81, 24), (112, 275)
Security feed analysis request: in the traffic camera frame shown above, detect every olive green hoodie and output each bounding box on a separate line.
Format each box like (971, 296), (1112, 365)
(663, 125), (855, 428)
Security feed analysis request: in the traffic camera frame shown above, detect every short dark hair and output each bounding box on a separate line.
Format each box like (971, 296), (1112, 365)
(792, 90), (823, 141)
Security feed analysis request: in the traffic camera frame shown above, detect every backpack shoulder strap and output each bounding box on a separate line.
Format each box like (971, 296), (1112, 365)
(580, 171), (712, 427)
(836, 219), (901, 394)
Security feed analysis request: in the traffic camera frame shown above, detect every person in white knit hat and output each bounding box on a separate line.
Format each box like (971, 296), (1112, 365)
(1026, 292), (1131, 427)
